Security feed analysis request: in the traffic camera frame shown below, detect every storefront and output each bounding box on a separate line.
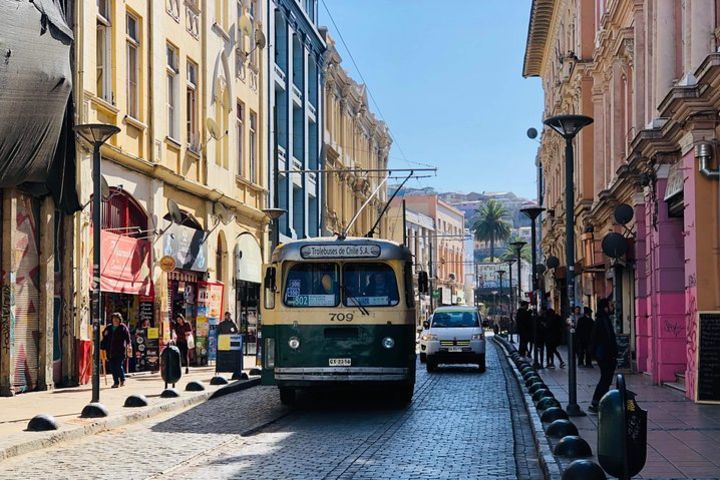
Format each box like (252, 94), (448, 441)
(234, 234), (262, 354)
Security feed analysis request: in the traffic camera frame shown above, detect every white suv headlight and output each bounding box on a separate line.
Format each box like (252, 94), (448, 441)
(424, 333), (438, 341)
(471, 333), (484, 340)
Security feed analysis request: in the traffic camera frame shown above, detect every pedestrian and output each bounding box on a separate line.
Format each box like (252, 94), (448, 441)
(576, 306), (594, 367)
(516, 301), (532, 358)
(545, 308), (565, 368)
(219, 311), (239, 334)
(172, 314), (194, 374)
(535, 308), (548, 368)
(589, 298), (617, 413)
(101, 312), (132, 388)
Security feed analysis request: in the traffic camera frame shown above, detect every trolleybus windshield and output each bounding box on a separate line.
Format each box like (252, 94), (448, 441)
(283, 263), (340, 307)
(343, 263), (399, 307)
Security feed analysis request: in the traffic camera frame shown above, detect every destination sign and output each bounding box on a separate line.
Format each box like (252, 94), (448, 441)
(300, 244), (381, 259)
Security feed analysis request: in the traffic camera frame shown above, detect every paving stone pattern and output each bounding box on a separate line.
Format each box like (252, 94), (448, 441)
(0, 342), (544, 480)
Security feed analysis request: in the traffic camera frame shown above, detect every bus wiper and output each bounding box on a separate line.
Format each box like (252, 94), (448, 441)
(341, 286), (369, 316)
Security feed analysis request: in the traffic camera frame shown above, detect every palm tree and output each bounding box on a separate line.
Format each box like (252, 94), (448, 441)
(472, 199), (511, 262)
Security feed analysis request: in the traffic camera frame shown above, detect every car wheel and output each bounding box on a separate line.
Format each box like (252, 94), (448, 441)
(419, 352), (427, 363)
(477, 354), (486, 373)
(279, 387), (296, 405)
(426, 357), (438, 372)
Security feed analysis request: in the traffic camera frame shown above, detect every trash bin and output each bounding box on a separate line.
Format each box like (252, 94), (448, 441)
(216, 333), (244, 377)
(160, 344), (183, 388)
(598, 374), (647, 479)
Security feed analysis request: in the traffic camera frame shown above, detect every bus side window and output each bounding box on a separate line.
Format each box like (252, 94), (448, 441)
(404, 262), (415, 307)
(264, 266), (276, 309)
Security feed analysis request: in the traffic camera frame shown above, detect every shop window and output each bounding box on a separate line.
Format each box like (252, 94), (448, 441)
(97, 188), (149, 237)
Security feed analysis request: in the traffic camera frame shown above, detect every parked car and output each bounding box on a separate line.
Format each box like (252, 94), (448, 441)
(423, 306), (486, 373)
(418, 314), (433, 363)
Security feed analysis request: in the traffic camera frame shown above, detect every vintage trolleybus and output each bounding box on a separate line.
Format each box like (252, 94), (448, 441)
(260, 237), (419, 405)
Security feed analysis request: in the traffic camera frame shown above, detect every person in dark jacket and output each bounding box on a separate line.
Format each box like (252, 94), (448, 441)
(101, 312), (132, 388)
(173, 314), (193, 374)
(516, 301), (532, 357)
(545, 308), (565, 368)
(576, 306), (594, 367)
(589, 298), (617, 413)
(218, 311), (239, 334)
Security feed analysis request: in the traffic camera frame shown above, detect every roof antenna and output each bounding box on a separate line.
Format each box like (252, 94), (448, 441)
(366, 170), (413, 238)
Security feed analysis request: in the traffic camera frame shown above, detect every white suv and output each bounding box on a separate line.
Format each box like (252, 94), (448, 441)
(423, 307), (486, 373)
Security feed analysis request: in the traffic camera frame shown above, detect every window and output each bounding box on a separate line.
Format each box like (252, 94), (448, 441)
(96, 0), (113, 102)
(249, 0), (259, 67)
(430, 310), (479, 328)
(186, 60), (198, 149)
(343, 263), (399, 307)
(166, 44), (180, 140)
(186, 1), (200, 37)
(404, 262), (415, 307)
(249, 111), (257, 183)
(166, 0), (180, 18)
(283, 263), (339, 307)
(237, 102), (245, 176)
(126, 13), (139, 118)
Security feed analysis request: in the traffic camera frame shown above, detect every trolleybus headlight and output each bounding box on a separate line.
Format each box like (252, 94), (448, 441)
(382, 337), (395, 349)
(288, 336), (301, 350)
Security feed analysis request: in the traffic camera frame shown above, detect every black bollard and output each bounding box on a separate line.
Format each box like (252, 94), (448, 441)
(185, 380), (206, 392)
(123, 394), (149, 408)
(561, 459), (606, 480)
(26, 414), (58, 432)
(554, 436), (592, 458)
(546, 419), (579, 438)
(80, 402), (109, 418)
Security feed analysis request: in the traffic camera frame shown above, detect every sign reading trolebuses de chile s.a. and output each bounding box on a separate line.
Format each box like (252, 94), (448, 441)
(300, 244), (381, 259)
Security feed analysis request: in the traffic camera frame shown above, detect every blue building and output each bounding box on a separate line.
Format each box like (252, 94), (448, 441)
(267, 0), (325, 240)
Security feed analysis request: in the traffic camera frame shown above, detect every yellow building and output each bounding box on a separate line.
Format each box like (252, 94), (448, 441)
(322, 34), (392, 238)
(73, 0), (267, 371)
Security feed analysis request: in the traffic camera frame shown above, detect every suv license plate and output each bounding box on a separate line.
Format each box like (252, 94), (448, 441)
(448, 346), (463, 353)
(329, 358), (351, 366)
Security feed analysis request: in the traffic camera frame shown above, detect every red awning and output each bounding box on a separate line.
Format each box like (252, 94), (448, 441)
(92, 230), (153, 296)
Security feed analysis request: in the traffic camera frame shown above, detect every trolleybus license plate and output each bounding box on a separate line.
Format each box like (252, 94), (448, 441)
(448, 346), (463, 353)
(329, 358), (351, 366)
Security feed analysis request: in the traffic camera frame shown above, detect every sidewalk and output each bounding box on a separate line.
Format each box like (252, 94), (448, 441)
(0, 356), (259, 462)
(535, 345), (720, 479)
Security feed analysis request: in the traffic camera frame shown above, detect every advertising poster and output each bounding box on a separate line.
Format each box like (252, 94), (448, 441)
(198, 282), (224, 363)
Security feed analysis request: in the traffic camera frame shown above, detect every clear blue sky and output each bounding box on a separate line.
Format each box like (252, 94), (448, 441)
(319, 0), (544, 200)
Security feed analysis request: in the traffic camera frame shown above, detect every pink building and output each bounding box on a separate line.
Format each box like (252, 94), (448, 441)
(525, 0), (720, 401)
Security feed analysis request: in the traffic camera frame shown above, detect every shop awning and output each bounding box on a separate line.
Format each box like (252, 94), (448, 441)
(93, 230), (153, 296)
(664, 162), (684, 201)
(235, 234), (262, 284)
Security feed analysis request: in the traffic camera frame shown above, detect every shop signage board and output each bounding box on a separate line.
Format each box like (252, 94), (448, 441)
(198, 282), (224, 363)
(236, 234), (262, 283)
(300, 244), (381, 259)
(162, 223), (208, 272)
(697, 312), (720, 403)
(159, 256), (176, 272)
(93, 230), (152, 295)
(616, 334), (631, 370)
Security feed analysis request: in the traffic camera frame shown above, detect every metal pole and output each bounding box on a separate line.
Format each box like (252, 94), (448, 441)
(92, 144), (102, 404)
(564, 136), (583, 417)
(614, 263), (623, 333)
(402, 199), (407, 246)
(507, 263), (513, 341)
(428, 232), (434, 313)
(530, 218), (540, 368)
(272, 105), (280, 249)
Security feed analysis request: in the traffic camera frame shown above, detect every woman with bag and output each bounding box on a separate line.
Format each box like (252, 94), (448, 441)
(101, 312), (133, 388)
(173, 314), (193, 374)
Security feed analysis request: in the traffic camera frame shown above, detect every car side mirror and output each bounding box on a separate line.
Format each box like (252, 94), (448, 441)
(418, 271), (429, 294)
(423, 320), (430, 329)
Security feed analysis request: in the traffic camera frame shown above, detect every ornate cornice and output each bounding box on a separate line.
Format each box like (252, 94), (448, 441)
(523, 0), (557, 78)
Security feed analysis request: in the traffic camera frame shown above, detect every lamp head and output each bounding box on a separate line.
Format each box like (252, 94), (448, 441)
(543, 114), (593, 140)
(510, 241), (527, 252)
(520, 206), (546, 220)
(262, 207), (286, 221)
(74, 123), (121, 146)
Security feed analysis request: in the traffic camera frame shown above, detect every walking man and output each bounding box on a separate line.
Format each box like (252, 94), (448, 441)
(545, 308), (565, 368)
(516, 301), (532, 358)
(576, 307), (594, 367)
(589, 298), (617, 413)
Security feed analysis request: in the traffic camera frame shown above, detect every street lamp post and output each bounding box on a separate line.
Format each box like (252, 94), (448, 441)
(544, 113), (593, 417)
(521, 206), (545, 369)
(510, 241), (526, 344)
(496, 270), (506, 336)
(74, 123), (120, 415)
(505, 257), (515, 342)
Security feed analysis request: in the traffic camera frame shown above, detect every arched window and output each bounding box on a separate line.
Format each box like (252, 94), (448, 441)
(97, 188), (149, 237)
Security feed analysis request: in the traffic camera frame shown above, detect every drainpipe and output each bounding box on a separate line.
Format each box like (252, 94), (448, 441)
(697, 142), (718, 178)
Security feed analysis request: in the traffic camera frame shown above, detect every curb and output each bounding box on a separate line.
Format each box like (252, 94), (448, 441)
(0, 377), (260, 463)
(494, 337), (563, 480)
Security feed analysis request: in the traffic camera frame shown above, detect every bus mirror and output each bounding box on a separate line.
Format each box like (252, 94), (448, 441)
(264, 266), (276, 291)
(418, 271), (429, 294)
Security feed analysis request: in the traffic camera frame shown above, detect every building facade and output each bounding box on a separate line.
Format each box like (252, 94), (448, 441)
(525, 0), (720, 401)
(323, 34), (392, 238)
(70, 0), (268, 382)
(267, 0), (325, 241)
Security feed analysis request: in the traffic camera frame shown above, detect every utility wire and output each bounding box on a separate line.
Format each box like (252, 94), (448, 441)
(320, 0), (436, 172)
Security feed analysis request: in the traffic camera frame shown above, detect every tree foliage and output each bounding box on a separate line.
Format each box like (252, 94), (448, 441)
(472, 199), (511, 262)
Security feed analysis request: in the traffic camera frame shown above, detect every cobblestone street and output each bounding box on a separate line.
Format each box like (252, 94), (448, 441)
(0, 343), (542, 480)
